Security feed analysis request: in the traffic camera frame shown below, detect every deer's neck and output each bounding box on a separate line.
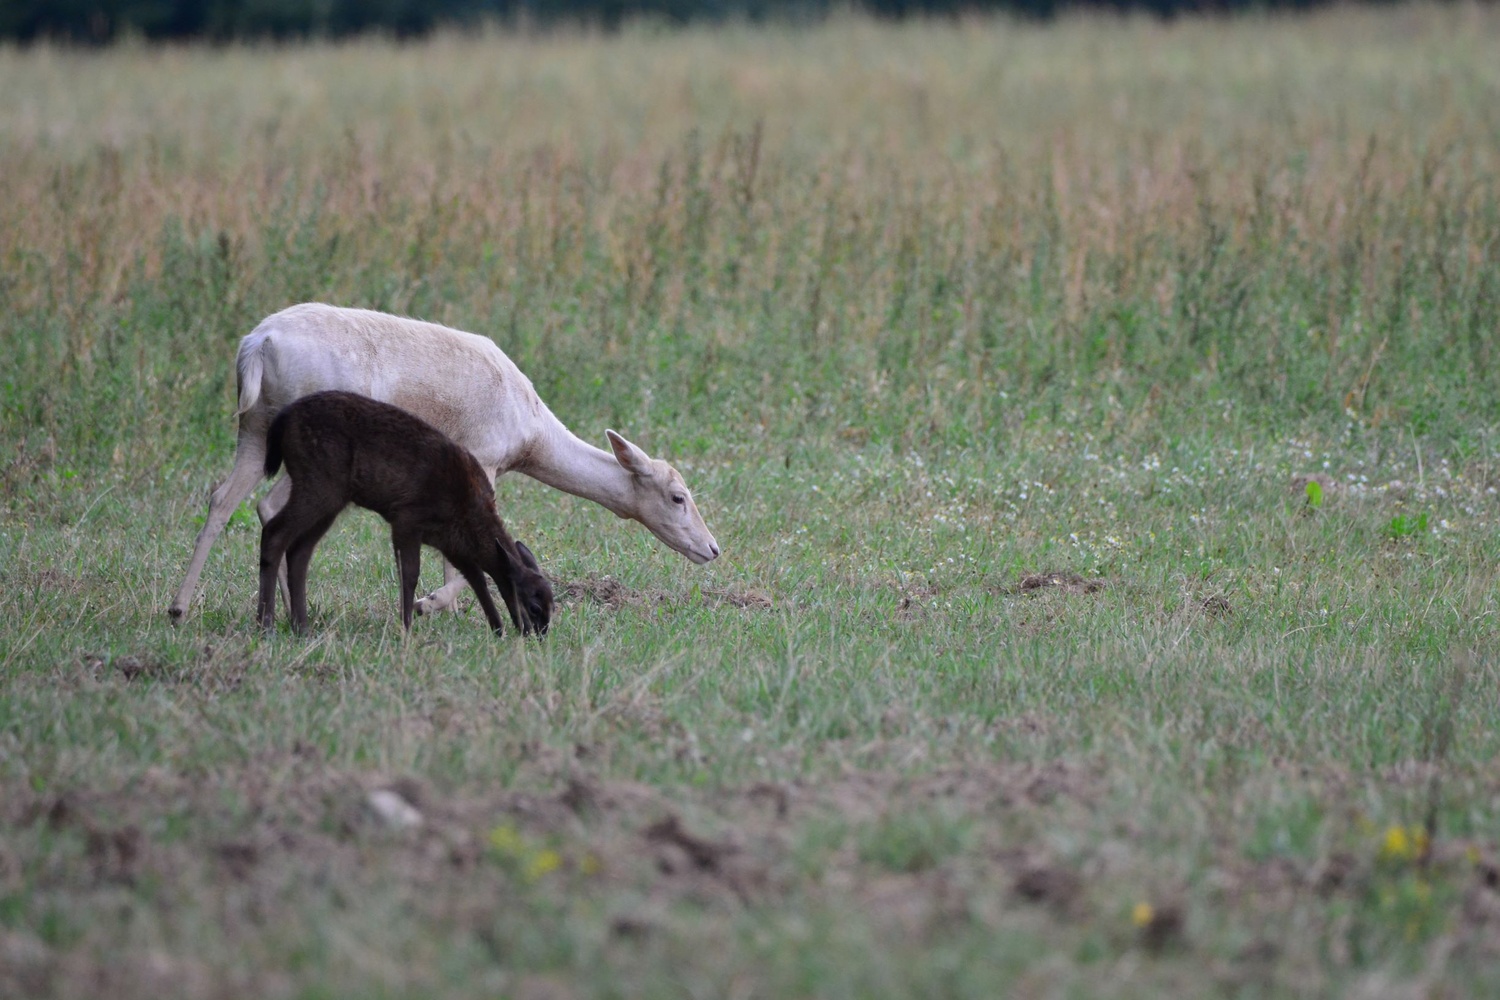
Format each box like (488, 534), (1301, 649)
(522, 413), (635, 519)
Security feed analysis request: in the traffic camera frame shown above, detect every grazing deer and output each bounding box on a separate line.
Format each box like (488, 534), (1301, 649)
(170, 303), (719, 623)
(258, 391), (553, 637)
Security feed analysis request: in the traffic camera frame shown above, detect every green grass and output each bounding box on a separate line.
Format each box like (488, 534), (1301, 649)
(4, 4), (1500, 997)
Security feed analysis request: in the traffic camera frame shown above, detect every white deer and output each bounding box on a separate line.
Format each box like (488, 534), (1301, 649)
(168, 303), (719, 623)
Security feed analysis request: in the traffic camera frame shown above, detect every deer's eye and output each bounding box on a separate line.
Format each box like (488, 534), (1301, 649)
(672, 494), (686, 505)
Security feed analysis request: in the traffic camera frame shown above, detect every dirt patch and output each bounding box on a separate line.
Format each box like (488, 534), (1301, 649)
(7, 755), (1099, 883)
(1012, 861), (1084, 915)
(1010, 571), (1107, 596)
(557, 775), (664, 820)
(742, 760), (1101, 829)
(0, 750), (1114, 994)
(82, 652), (169, 683)
(1136, 901), (1187, 953)
(895, 582), (942, 622)
(17, 793), (147, 886)
(508, 974), (579, 1000)
(0, 930), (52, 1000)
(1212, 855), (1310, 908)
(22, 567), (88, 597)
(559, 575), (640, 609)
(559, 575), (772, 611)
(860, 870), (972, 937)
(77, 646), (246, 690)
(644, 814), (738, 873)
(1199, 594), (1232, 619)
(12, 732), (1500, 998)
(704, 586), (774, 610)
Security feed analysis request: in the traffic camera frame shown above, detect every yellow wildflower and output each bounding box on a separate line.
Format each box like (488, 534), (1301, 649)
(524, 849), (562, 881)
(1379, 825), (1430, 862)
(488, 824), (525, 855)
(1132, 902), (1154, 927)
(1382, 825), (1412, 860)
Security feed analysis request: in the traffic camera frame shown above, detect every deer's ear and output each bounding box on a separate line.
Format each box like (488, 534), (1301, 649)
(515, 539), (542, 573)
(605, 429), (652, 477)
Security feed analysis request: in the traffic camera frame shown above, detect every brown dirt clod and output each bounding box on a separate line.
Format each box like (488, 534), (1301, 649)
(561, 575), (772, 612)
(1200, 594), (1232, 618)
(1013, 572), (1106, 596)
(644, 814), (736, 873)
(745, 782), (791, 821)
(1012, 863), (1083, 913)
(1138, 902), (1186, 953)
(215, 840), (261, 880)
(559, 777), (601, 817)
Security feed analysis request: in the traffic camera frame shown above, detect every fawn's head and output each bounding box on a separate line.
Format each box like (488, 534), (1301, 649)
(493, 537), (553, 636)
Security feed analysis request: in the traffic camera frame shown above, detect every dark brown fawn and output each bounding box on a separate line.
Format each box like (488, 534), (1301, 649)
(258, 391), (553, 637)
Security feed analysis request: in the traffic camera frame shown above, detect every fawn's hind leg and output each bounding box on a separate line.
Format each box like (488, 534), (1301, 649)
(257, 519), (294, 632)
(283, 512), (338, 635)
(258, 476), (295, 615)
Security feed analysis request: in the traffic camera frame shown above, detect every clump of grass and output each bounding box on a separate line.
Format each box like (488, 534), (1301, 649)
(856, 811), (970, 874)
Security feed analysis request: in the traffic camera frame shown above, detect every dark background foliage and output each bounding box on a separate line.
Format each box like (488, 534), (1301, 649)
(0, 0), (1348, 42)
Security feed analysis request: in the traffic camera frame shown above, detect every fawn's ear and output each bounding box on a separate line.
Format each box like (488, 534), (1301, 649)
(514, 539), (541, 573)
(493, 537), (518, 572)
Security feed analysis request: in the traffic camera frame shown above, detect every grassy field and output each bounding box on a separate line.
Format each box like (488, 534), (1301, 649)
(4, 4), (1500, 996)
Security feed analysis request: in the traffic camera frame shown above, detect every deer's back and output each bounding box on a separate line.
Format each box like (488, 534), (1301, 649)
(247, 304), (546, 470)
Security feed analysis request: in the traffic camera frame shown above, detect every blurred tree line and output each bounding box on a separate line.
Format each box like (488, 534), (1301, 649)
(0, 0), (1341, 42)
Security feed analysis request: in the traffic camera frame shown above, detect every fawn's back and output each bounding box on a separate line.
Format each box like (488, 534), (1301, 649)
(269, 392), (497, 536)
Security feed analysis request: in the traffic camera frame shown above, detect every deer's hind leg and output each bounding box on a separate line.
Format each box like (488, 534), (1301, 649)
(173, 419), (270, 623)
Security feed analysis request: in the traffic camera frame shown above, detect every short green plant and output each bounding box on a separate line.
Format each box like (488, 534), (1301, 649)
(1386, 512), (1429, 540)
(856, 812), (970, 874)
